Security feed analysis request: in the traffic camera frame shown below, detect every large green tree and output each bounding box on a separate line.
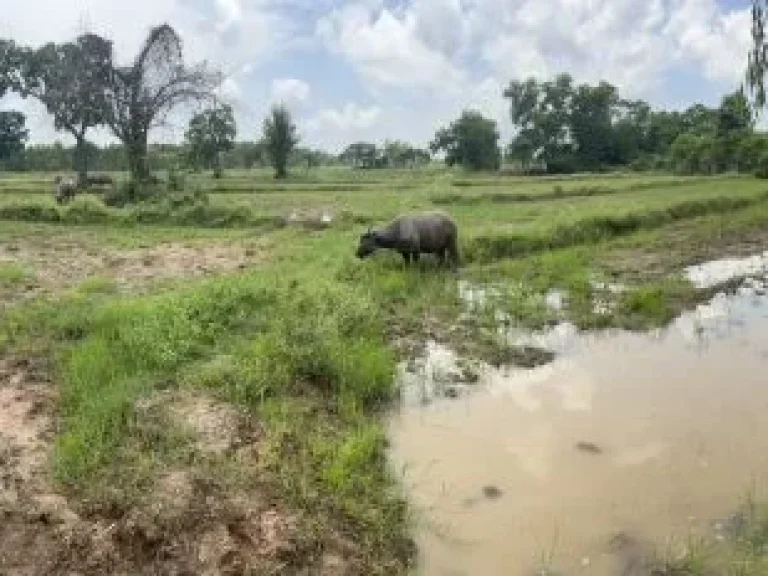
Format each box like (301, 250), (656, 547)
(185, 104), (236, 178)
(430, 110), (501, 171)
(20, 33), (113, 185)
(263, 103), (298, 179)
(502, 74), (751, 174)
(0, 111), (28, 161)
(340, 142), (378, 168)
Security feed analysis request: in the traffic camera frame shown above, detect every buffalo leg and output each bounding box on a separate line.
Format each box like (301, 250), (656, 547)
(446, 237), (461, 271)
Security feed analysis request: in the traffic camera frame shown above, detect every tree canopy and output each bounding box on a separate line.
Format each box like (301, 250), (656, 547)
(263, 104), (299, 179)
(0, 111), (28, 161)
(185, 104), (237, 178)
(430, 110), (501, 171)
(0, 40), (24, 97)
(20, 33), (113, 184)
(503, 73), (757, 175)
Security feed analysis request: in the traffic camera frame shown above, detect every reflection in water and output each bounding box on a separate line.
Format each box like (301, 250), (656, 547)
(389, 283), (768, 575)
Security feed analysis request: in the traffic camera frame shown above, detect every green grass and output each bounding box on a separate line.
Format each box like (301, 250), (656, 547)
(2, 269), (413, 572)
(4, 167), (768, 572)
(0, 262), (31, 286)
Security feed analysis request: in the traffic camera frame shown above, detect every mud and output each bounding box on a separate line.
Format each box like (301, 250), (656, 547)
(391, 267), (768, 575)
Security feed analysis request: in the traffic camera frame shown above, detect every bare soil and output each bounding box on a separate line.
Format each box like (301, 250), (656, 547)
(0, 359), (352, 576)
(0, 237), (269, 306)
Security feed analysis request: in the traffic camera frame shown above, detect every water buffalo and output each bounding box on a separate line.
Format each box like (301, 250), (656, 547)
(54, 176), (77, 205)
(356, 211), (460, 269)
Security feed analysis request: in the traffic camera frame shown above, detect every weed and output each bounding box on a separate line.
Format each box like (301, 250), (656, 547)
(0, 262), (31, 286)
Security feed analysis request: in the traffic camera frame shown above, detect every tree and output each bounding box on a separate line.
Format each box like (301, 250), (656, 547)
(718, 88), (754, 136)
(185, 104), (236, 178)
(20, 33), (112, 185)
(503, 75), (576, 172)
(0, 40), (24, 96)
(106, 23), (219, 185)
(748, 1), (768, 110)
(430, 110), (501, 171)
(340, 142), (378, 168)
(0, 111), (28, 161)
(263, 103), (298, 179)
(506, 131), (537, 172)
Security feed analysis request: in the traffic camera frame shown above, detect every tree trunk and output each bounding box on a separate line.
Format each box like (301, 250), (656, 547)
(74, 135), (88, 188)
(127, 136), (150, 184)
(213, 152), (222, 179)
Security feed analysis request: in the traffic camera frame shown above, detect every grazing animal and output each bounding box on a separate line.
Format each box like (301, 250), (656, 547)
(54, 176), (77, 205)
(356, 211), (460, 269)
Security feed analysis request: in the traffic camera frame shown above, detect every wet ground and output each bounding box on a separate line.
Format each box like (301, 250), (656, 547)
(389, 256), (768, 575)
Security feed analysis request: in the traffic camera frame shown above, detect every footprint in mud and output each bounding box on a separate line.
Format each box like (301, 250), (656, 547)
(575, 441), (603, 455)
(482, 485), (503, 499)
(461, 485), (504, 508)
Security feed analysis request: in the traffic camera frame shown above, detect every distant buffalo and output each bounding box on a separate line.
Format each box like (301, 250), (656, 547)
(54, 176), (77, 205)
(356, 211), (460, 269)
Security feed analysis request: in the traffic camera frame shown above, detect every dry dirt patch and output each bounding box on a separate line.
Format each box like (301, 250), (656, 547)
(0, 237), (269, 304)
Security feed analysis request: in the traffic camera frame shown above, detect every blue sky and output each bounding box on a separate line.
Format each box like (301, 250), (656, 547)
(0, 0), (758, 152)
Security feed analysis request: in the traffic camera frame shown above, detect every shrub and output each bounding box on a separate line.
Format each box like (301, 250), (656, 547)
(103, 179), (162, 207)
(61, 196), (115, 225)
(0, 201), (61, 222)
(755, 152), (768, 179)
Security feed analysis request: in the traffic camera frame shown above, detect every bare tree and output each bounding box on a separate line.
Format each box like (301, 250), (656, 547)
(106, 23), (220, 185)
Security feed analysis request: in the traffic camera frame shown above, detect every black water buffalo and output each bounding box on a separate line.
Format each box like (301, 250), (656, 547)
(356, 211), (460, 269)
(54, 176), (77, 205)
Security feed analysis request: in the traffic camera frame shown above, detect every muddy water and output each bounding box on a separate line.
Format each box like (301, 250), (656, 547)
(389, 280), (768, 575)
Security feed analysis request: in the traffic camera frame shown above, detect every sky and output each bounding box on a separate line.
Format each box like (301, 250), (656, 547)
(0, 0), (758, 153)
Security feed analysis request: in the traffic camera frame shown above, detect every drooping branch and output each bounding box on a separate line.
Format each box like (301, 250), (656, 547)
(104, 23), (221, 183)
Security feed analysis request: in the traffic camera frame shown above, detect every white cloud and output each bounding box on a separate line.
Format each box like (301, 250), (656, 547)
(307, 103), (382, 132)
(666, 0), (752, 85)
(216, 77), (243, 102)
(317, 3), (465, 92)
(214, 0), (243, 32)
(270, 78), (311, 108)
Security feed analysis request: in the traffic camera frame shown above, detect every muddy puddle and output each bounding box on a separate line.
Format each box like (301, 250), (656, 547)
(390, 261), (768, 575)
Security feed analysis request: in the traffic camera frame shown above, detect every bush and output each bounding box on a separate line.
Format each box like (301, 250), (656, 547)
(103, 179), (162, 207)
(61, 196), (115, 225)
(167, 165), (186, 192)
(755, 152), (768, 179)
(0, 201), (61, 222)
